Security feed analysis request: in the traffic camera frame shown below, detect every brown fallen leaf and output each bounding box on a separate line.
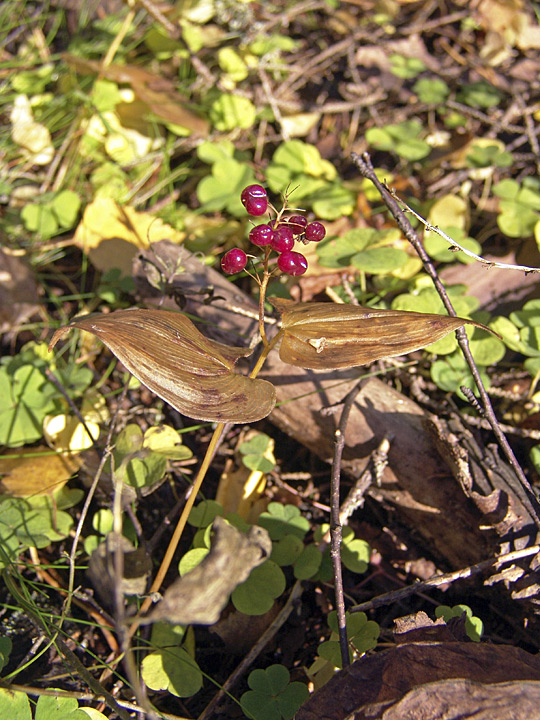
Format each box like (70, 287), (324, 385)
(63, 54), (209, 136)
(270, 298), (494, 370)
(48, 308), (276, 424)
(0, 248), (41, 335)
(147, 516), (272, 626)
(297, 612), (540, 720)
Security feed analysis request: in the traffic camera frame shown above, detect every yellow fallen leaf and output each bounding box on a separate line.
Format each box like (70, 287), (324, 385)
(280, 112), (321, 138)
(10, 95), (54, 165)
(73, 198), (185, 275)
(0, 447), (80, 497)
(43, 414), (100, 452)
(216, 430), (274, 521)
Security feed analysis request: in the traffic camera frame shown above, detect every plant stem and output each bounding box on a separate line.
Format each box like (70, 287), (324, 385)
(250, 330), (283, 378)
(258, 248), (272, 346)
(133, 422), (226, 625)
(133, 325), (281, 627)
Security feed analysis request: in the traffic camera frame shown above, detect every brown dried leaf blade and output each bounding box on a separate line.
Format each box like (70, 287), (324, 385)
(49, 309), (276, 423)
(270, 298), (492, 370)
(147, 516), (272, 626)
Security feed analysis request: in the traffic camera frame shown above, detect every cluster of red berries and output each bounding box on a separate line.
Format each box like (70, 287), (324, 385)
(221, 184), (326, 276)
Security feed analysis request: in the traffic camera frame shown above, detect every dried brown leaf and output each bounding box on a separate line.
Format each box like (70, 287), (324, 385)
(147, 516), (272, 626)
(63, 54), (209, 136)
(49, 309), (276, 423)
(270, 298), (492, 370)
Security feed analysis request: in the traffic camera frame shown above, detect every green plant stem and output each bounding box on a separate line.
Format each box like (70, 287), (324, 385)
(3, 573), (131, 720)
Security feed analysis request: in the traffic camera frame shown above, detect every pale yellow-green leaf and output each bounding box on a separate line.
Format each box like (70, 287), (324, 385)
(428, 194), (469, 232)
(10, 94), (54, 164)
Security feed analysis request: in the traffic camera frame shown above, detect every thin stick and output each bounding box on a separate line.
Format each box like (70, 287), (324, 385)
(330, 379), (366, 668)
(64, 383), (130, 620)
(386, 190), (540, 274)
(350, 545), (540, 613)
(350, 152), (540, 531)
(197, 581), (305, 720)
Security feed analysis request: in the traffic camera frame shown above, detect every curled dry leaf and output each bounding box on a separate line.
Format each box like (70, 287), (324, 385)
(48, 309), (276, 423)
(147, 516), (272, 626)
(270, 298), (495, 370)
(88, 533), (153, 601)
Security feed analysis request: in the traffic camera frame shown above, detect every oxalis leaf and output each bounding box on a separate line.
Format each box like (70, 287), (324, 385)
(49, 309), (276, 423)
(270, 298), (496, 370)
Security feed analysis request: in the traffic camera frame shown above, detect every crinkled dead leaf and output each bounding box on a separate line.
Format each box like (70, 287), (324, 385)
(270, 298), (493, 370)
(147, 516), (272, 626)
(49, 309), (276, 423)
(88, 533), (153, 600)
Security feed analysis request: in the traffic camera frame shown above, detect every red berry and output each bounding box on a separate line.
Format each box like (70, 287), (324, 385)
(221, 248), (247, 274)
(271, 225), (294, 252)
(249, 224), (274, 246)
(305, 221), (326, 242)
(241, 184), (268, 216)
(277, 250), (308, 276)
(287, 214), (308, 235)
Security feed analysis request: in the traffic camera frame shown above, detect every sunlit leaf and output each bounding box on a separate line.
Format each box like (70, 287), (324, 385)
(49, 309), (276, 423)
(270, 298), (493, 370)
(72, 197), (185, 275)
(0, 447), (80, 497)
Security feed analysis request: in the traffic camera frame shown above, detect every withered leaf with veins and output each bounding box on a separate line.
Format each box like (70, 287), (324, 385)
(269, 297), (496, 370)
(49, 308), (276, 424)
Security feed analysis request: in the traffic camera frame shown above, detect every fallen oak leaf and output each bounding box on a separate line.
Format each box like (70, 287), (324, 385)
(146, 516), (272, 626)
(270, 298), (498, 370)
(48, 308), (276, 424)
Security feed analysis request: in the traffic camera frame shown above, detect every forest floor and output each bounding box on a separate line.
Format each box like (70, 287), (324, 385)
(1, 1), (540, 719)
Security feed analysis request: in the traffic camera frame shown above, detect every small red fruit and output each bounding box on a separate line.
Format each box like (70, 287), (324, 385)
(271, 225), (294, 252)
(249, 224), (274, 246)
(287, 214), (308, 235)
(305, 221), (326, 242)
(241, 184), (268, 216)
(277, 250), (308, 276)
(221, 248), (247, 274)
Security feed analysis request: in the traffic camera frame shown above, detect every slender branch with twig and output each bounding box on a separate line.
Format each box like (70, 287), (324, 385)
(350, 152), (540, 532)
(350, 545), (540, 614)
(386, 189), (540, 274)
